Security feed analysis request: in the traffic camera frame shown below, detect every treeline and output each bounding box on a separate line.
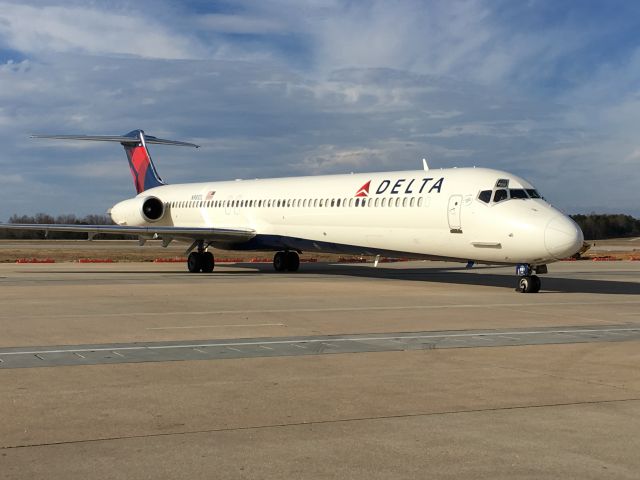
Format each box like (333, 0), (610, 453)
(571, 214), (640, 240)
(0, 214), (135, 240)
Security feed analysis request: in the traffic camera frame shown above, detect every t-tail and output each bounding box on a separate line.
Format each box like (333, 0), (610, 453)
(31, 130), (199, 194)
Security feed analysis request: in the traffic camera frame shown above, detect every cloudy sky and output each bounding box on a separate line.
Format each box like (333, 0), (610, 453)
(1, 0), (639, 220)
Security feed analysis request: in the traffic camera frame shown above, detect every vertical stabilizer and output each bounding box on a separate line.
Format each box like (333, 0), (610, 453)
(122, 130), (165, 194)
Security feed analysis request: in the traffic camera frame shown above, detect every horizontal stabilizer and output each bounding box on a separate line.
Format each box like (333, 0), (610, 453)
(31, 133), (199, 148)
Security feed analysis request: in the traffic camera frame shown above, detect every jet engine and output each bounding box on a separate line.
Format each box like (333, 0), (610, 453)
(109, 196), (166, 225)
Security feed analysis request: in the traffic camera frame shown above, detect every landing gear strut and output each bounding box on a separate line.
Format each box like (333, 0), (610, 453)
(273, 251), (300, 272)
(515, 264), (544, 293)
(187, 241), (215, 273)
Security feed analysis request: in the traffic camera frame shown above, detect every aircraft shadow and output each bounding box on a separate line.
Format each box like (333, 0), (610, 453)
(233, 262), (640, 295)
(26, 263), (639, 295)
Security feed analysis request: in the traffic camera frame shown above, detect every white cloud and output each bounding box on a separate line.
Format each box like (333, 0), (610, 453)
(0, 2), (201, 59)
(0, 1), (639, 219)
(198, 14), (285, 35)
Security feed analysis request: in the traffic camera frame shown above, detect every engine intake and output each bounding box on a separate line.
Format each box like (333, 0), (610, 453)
(109, 195), (166, 226)
(142, 196), (164, 222)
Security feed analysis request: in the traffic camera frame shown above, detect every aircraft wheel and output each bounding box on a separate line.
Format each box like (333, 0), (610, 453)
(530, 275), (541, 293)
(273, 251), (287, 272)
(285, 251), (300, 272)
(517, 276), (538, 293)
(187, 252), (202, 273)
(201, 252), (215, 273)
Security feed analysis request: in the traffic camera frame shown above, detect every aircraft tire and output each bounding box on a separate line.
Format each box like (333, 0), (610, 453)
(517, 276), (538, 293)
(530, 275), (541, 293)
(187, 252), (202, 273)
(201, 252), (215, 273)
(285, 251), (300, 272)
(273, 251), (286, 272)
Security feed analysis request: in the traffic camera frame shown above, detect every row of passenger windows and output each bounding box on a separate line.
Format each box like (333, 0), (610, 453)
(169, 196), (429, 210)
(477, 188), (542, 204)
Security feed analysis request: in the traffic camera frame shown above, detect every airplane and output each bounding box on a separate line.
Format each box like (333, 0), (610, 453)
(0, 129), (584, 293)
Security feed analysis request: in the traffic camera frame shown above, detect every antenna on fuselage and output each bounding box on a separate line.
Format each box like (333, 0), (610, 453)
(422, 158), (429, 171)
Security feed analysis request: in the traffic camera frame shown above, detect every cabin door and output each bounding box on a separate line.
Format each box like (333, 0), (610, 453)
(447, 195), (463, 233)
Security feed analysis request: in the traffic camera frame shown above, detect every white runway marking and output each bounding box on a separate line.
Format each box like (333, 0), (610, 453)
(146, 323), (285, 330)
(2, 327), (639, 357)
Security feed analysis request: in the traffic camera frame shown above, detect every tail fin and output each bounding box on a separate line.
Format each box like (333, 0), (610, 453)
(31, 129), (199, 194)
(122, 130), (165, 194)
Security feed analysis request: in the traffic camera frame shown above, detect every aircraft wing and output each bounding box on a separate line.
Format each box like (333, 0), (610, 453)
(0, 224), (255, 243)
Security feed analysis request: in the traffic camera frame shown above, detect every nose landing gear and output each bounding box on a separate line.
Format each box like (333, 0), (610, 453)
(516, 264), (545, 293)
(517, 275), (541, 293)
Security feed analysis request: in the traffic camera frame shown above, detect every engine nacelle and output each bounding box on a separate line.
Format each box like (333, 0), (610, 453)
(109, 196), (166, 226)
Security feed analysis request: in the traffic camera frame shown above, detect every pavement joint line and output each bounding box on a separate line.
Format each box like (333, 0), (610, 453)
(146, 323), (286, 330)
(2, 326), (640, 357)
(2, 397), (639, 451)
(9, 300), (640, 319)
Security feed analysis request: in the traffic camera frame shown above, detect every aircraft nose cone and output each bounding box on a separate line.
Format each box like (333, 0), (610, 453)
(545, 215), (584, 260)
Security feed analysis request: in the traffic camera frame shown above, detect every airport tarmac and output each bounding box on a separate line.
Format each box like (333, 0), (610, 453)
(1, 260), (639, 479)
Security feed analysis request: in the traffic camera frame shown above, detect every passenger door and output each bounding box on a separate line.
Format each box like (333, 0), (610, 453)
(447, 194), (463, 233)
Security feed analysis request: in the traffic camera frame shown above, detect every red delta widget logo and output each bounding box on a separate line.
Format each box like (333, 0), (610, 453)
(354, 177), (444, 197)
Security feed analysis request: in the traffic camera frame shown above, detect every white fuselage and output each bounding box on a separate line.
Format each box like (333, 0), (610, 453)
(109, 167), (584, 266)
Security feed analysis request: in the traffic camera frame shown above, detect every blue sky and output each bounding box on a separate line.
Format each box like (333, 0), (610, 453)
(1, 0), (639, 220)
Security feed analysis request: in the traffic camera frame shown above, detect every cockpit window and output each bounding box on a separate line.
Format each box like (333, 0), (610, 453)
(478, 190), (492, 203)
(526, 189), (542, 199)
(493, 189), (508, 202)
(479, 185), (543, 205)
(495, 179), (509, 188)
(510, 189), (528, 199)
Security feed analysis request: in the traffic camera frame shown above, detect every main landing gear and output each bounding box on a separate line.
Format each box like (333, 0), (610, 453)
(273, 251), (300, 272)
(515, 264), (546, 293)
(187, 241), (214, 273)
